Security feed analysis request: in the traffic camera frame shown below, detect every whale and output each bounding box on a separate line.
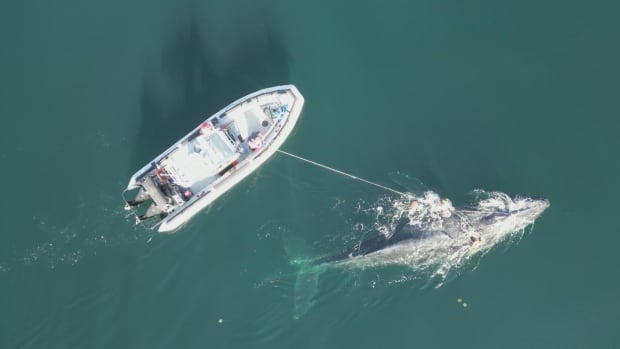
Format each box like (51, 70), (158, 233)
(310, 192), (548, 266)
(288, 189), (550, 318)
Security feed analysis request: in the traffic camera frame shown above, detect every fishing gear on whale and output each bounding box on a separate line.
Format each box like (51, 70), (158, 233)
(276, 150), (405, 196)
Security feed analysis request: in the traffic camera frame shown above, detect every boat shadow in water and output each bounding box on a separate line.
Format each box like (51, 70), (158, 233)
(128, 8), (290, 175)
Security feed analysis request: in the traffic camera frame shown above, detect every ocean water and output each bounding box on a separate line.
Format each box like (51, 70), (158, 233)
(1, 0), (619, 348)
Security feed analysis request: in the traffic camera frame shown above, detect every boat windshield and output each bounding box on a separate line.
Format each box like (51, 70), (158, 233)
(194, 131), (236, 167)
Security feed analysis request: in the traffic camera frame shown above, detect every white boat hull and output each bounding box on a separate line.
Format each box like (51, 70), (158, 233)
(124, 85), (304, 233)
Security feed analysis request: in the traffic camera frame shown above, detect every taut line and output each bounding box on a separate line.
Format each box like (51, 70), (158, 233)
(277, 149), (405, 196)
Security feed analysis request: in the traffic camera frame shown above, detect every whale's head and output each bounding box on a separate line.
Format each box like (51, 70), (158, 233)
(504, 196), (549, 221)
(513, 196), (550, 221)
(478, 196), (549, 234)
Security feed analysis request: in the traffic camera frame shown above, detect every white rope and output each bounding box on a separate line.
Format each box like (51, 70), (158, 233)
(277, 149), (405, 196)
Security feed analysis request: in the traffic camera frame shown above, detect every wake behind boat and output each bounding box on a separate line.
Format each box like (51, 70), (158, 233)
(123, 85), (304, 233)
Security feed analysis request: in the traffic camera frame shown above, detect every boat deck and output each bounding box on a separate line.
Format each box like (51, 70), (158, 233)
(161, 130), (238, 193)
(160, 90), (295, 194)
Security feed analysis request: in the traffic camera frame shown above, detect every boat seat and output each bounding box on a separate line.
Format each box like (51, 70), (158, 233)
(235, 108), (268, 140)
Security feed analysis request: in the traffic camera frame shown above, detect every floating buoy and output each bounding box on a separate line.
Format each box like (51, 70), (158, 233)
(218, 319), (223, 323)
(457, 298), (463, 303)
(462, 303), (468, 308)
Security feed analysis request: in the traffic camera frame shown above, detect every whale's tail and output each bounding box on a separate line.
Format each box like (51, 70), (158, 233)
(283, 236), (328, 319)
(292, 263), (321, 319)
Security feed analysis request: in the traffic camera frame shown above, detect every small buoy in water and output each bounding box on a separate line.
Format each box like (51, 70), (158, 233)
(457, 298), (463, 303)
(218, 319), (223, 323)
(462, 303), (468, 308)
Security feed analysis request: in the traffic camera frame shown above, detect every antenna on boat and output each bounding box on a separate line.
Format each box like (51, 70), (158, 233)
(276, 150), (405, 196)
